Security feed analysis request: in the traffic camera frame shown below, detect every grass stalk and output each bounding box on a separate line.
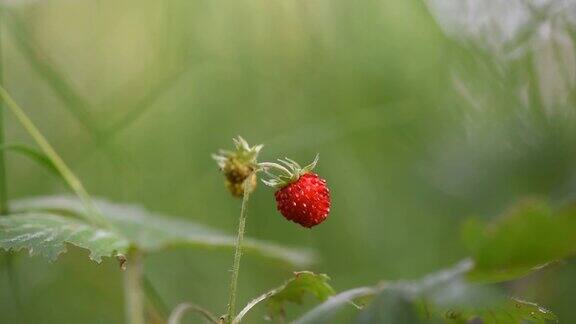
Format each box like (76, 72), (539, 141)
(0, 86), (110, 228)
(0, 8), (8, 215)
(226, 179), (252, 322)
(0, 11), (24, 317)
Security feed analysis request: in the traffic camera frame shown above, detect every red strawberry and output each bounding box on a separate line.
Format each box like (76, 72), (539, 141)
(274, 173), (331, 228)
(261, 155), (331, 228)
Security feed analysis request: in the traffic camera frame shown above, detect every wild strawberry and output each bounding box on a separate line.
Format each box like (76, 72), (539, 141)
(261, 156), (331, 228)
(213, 137), (263, 197)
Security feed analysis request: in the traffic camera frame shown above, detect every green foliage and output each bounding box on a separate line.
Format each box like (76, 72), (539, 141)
(464, 199), (576, 282)
(0, 212), (129, 263)
(233, 271), (335, 323)
(294, 260), (556, 324)
(356, 289), (420, 324)
(424, 280), (557, 323)
(266, 271), (335, 318)
(10, 195), (314, 266)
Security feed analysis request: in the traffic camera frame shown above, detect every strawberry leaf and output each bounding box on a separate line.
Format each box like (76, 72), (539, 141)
(0, 212), (129, 263)
(266, 271), (335, 318)
(234, 271), (335, 323)
(10, 195), (315, 266)
(464, 199), (576, 282)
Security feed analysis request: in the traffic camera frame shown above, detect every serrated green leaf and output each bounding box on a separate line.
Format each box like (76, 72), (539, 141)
(266, 271), (335, 318)
(0, 212), (129, 263)
(234, 271), (335, 323)
(464, 199), (576, 282)
(11, 195), (315, 266)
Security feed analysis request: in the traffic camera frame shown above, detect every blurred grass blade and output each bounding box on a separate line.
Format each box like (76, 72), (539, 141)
(0, 143), (58, 176)
(3, 11), (99, 135)
(101, 66), (190, 142)
(0, 86), (109, 228)
(0, 212), (129, 263)
(11, 195), (316, 266)
(233, 271), (335, 323)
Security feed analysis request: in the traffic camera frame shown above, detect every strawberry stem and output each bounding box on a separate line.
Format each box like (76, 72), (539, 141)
(259, 155), (320, 189)
(226, 178), (252, 322)
(258, 162), (293, 177)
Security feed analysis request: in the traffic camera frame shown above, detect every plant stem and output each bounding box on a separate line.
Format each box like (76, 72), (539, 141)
(232, 288), (279, 324)
(226, 179), (252, 322)
(168, 302), (218, 324)
(124, 248), (145, 324)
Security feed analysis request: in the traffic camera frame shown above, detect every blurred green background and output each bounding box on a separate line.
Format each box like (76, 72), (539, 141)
(1, 0), (576, 323)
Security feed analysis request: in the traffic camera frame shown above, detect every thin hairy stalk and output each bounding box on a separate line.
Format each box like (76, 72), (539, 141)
(124, 249), (145, 324)
(226, 179), (252, 322)
(168, 302), (218, 324)
(0, 86), (110, 228)
(232, 288), (279, 324)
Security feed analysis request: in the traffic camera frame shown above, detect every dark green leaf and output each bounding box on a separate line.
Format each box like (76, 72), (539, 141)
(464, 199), (576, 282)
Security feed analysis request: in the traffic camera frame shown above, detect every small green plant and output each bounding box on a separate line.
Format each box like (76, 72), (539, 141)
(211, 137), (333, 322)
